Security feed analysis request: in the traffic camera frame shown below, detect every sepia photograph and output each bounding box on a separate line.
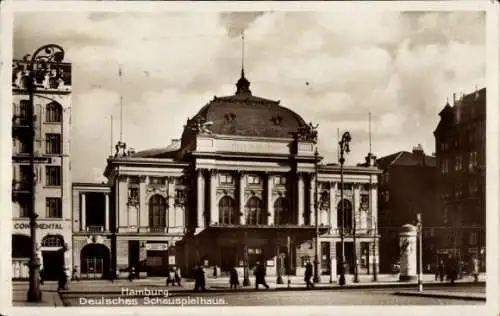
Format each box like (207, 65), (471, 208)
(2, 1), (498, 315)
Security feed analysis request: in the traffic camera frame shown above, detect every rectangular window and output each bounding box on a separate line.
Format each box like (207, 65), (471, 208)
(469, 152), (478, 172)
(273, 176), (287, 185)
(219, 174), (234, 185)
(469, 180), (479, 196)
(361, 194), (369, 210)
(19, 199), (30, 218)
(247, 175), (261, 185)
(19, 100), (29, 120)
(45, 133), (61, 154)
(443, 207), (448, 224)
(45, 103), (62, 123)
(46, 166), (61, 186)
(343, 183), (352, 191)
(469, 232), (478, 246)
(46, 197), (62, 218)
(384, 191), (390, 203)
(440, 142), (448, 153)
(129, 177), (140, 185)
(455, 155), (462, 171)
(441, 159), (449, 174)
(19, 165), (31, 184)
(149, 177), (163, 185)
(18, 138), (29, 154)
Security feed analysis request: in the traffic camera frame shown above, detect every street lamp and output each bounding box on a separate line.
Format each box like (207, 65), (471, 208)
(353, 190), (359, 283)
(23, 44), (65, 302)
(313, 148), (321, 283)
(416, 213), (423, 292)
(338, 131), (351, 286)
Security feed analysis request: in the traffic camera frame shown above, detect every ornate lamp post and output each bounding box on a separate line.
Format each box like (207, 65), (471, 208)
(23, 44), (65, 302)
(338, 131), (351, 286)
(313, 148), (321, 283)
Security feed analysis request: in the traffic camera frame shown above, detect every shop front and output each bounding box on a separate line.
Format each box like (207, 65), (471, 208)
(12, 220), (72, 280)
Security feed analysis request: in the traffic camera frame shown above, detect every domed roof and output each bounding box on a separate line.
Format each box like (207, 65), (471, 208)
(188, 70), (307, 138)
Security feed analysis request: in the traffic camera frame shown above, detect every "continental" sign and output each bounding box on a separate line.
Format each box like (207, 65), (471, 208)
(14, 223), (63, 230)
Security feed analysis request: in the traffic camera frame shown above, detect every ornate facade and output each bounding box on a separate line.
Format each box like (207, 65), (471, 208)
(103, 71), (382, 278)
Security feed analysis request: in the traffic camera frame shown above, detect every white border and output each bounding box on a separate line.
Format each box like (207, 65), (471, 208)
(1, 1), (498, 316)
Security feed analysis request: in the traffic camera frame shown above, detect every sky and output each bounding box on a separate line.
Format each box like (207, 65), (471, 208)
(13, 10), (486, 183)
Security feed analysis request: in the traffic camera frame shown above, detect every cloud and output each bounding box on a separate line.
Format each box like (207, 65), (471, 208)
(13, 10), (486, 181)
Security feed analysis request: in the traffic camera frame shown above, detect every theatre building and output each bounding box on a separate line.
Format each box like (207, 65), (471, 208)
(103, 71), (382, 278)
(11, 59), (73, 280)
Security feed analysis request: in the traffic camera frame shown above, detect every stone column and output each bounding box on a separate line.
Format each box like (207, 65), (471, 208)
(267, 173), (274, 225)
(81, 193), (86, 231)
(168, 177), (176, 229)
(118, 176), (129, 228)
(353, 183), (360, 228)
(239, 172), (245, 225)
(197, 169), (205, 229)
(209, 169), (218, 225)
(297, 173), (305, 225)
(309, 174), (316, 226)
(105, 193), (110, 231)
(370, 180), (378, 230)
(139, 176), (148, 231)
(330, 182), (337, 229)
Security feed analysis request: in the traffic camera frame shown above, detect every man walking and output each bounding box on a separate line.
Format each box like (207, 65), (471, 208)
(254, 262), (269, 290)
(304, 259), (314, 289)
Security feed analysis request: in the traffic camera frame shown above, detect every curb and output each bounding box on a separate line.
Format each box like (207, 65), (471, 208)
(59, 281), (485, 296)
(393, 291), (486, 302)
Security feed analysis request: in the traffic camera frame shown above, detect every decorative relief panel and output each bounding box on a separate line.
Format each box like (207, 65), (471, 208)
(146, 184), (168, 198)
(216, 189), (236, 200)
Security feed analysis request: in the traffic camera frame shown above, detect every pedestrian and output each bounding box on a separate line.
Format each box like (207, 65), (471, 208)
(229, 267), (239, 289)
(446, 256), (457, 284)
(193, 265), (206, 292)
(471, 257), (480, 282)
(57, 268), (67, 291)
(109, 268), (114, 283)
(304, 259), (314, 289)
(175, 267), (182, 286)
(438, 260), (445, 282)
(167, 267), (176, 286)
(40, 268), (44, 286)
(254, 262), (269, 290)
(72, 265), (79, 282)
(128, 266), (135, 282)
(213, 265), (218, 279)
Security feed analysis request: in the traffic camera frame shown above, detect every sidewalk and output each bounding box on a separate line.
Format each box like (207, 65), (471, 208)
(12, 282), (64, 307)
(394, 290), (486, 301)
(46, 273), (486, 295)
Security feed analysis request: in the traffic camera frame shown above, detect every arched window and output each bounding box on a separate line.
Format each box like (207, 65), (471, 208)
(219, 196), (237, 225)
(274, 197), (291, 225)
(149, 195), (167, 229)
(41, 235), (64, 248)
(46, 102), (62, 123)
(246, 197), (266, 225)
(337, 199), (352, 231)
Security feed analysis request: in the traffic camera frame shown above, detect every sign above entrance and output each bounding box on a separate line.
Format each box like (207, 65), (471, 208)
(146, 243), (168, 251)
(14, 223), (63, 230)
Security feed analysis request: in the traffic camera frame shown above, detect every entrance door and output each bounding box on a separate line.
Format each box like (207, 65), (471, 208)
(336, 242), (355, 274)
(320, 242), (330, 275)
(83, 257), (104, 279)
(221, 247), (237, 272)
(147, 250), (169, 277)
(42, 250), (64, 280)
(80, 244), (111, 279)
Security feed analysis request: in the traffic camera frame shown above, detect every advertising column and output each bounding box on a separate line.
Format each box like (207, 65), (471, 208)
(399, 224), (418, 281)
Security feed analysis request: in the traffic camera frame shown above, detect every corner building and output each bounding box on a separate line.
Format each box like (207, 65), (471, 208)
(11, 59), (73, 280)
(104, 71), (381, 278)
